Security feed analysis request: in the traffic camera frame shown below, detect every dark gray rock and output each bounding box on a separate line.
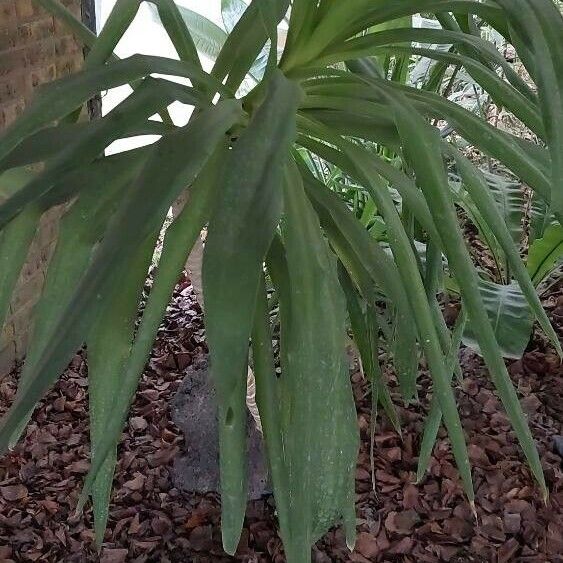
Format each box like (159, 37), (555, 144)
(553, 435), (563, 459)
(172, 355), (270, 499)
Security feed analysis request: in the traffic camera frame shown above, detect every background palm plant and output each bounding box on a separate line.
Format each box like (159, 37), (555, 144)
(0, 1), (561, 561)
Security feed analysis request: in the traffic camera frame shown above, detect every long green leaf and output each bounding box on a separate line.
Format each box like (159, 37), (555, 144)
(447, 147), (562, 358)
(496, 0), (563, 216)
(87, 232), (157, 548)
(0, 100), (241, 454)
(346, 2), (510, 50)
(333, 136), (474, 503)
(250, 274), (290, 544)
(463, 280), (534, 360)
(202, 70), (300, 554)
(318, 27), (530, 100)
(212, 0), (289, 93)
(529, 193), (551, 244)
(279, 160), (358, 561)
(297, 154), (423, 405)
(0, 121), (173, 174)
(85, 0), (200, 68)
(35, 0), (102, 48)
(282, 0), (318, 57)
(485, 171), (526, 249)
(348, 44), (543, 135)
(0, 56), (225, 165)
(386, 88), (546, 498)
(338, 264), (401, 435)
(299, 71), (550, 202)
(296, 125), (440, 244)
(417, 309), (467, 482)
(0, 78), (191, 229)
(79, 143), (228, 511)
(149, 3), (227, 60)
(222, 0), (248, 32)
(0, 201), (40, 331)
(527, 223), (563, 287)
(8, 151), (146, 446)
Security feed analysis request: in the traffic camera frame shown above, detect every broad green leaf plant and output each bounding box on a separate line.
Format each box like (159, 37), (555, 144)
(0, 1), (562, 561)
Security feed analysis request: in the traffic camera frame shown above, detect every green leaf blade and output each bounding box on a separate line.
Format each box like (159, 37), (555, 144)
(202, 70), (301, 554)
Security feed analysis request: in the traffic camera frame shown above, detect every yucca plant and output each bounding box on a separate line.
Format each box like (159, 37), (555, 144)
(0, 1), (562, 561)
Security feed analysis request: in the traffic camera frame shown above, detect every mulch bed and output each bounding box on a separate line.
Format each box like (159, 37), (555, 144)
(0, 273), (561, 562)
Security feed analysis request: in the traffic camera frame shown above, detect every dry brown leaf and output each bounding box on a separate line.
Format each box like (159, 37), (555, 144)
(123, 473), (145, 491)
(0, 484), (28, 501)
(100, 548), (129, 563)
(355, 532), (380, 559)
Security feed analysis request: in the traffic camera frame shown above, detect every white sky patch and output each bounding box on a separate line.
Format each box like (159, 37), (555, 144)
(99, 1), (225, 153)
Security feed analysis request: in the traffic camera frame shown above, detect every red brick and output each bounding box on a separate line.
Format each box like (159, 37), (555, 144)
(55, 35), (80, 57)
(0, 1), (17, 27)
(62, 0), (81, 18)
(55, 53), (82, 77)
(20, 17), (56, 45)
(0, 74), (25, 104)
(25, 63), (56, 91)
(0, 97), (26, 128)
(0, 0), (84, 376)
(15, 0), (40, 22)
(0, 48), (26, 78)
(0, 26), (18, 51)
(24, 38), (56, 67)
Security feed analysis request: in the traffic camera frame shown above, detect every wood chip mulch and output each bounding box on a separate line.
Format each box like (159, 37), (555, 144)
(0, 274), (561, 562)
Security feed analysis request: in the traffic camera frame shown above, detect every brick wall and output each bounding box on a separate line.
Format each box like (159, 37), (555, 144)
(0, 0), (86, 375)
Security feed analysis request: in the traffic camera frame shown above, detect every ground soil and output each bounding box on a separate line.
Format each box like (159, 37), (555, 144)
(0, 270), (561, 562)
